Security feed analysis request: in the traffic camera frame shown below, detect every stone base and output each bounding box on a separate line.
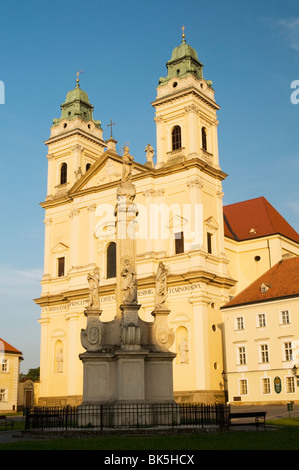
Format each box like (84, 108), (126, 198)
(174, 389), (227, 404)
(77, 401), (180, 428)
(79, 349), (176, 404)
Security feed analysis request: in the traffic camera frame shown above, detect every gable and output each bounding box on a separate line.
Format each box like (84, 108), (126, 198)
(69, 150), (150, 195)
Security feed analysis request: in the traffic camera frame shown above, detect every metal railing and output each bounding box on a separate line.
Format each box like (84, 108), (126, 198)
(24, 403), (229, 431)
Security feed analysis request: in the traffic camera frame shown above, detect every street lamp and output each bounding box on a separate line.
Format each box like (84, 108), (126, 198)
(292, 364), (299, 378)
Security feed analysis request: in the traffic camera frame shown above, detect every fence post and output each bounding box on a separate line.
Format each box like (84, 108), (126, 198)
(65, 405), (68, 432)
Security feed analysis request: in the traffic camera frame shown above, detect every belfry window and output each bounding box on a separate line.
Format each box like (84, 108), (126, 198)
(202, 127), (207, 151)
(172, 126), (182, 150)
(60, 163), (67, 185)
(107, 242), (116, 278)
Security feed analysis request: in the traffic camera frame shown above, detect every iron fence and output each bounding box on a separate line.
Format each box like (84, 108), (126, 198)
(24, 403), (229, 431)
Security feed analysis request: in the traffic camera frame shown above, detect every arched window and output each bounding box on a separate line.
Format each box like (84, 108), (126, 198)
(60, 163), (67, 185)
(201, 127), (207, 151)
(86, 163), (91, 172)
(106, 242), (116, 278)
(172, 125), (182, 151)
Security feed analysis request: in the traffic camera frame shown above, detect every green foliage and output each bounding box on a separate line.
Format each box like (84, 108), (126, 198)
(20, 367), (40, 381)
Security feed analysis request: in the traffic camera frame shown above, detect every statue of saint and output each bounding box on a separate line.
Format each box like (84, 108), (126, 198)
(145, 143), (154, 166)
(121, 259), (137, 303)
(178, 336), (189, 364)
(121, 146), (134, 183)
(87, 267), (100, 309)
(155, 262), (169, 309)
(56, 348), (64, 373)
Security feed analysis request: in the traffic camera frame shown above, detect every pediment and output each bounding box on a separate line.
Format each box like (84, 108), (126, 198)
(167, 215), (189, 231)
(69, 150), (150, 195)
(51, 242), (69, 254)
(204, 216), (219, 230)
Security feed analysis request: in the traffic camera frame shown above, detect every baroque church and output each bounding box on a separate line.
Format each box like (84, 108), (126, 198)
(35, 32), (299, 406)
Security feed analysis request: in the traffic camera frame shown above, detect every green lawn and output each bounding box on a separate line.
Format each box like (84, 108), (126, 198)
(0, 418), (299, 450)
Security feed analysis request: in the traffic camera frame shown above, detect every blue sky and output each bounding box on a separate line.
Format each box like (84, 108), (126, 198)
(1, 0), (299, 372)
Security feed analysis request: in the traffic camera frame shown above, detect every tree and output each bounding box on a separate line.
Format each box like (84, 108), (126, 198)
(20, 367), (40, 381)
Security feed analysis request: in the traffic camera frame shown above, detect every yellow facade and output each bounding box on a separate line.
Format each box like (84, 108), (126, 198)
(0, 340), (23, 411)
(223, 296), (299, 405)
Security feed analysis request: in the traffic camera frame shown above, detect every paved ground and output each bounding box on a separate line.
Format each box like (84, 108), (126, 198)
(1, 404), (298, 444)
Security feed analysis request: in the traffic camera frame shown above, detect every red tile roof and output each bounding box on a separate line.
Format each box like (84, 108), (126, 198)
(222, 256), (299, 308)
(0, 338), (23, 355)
(223, 197), (299, 244)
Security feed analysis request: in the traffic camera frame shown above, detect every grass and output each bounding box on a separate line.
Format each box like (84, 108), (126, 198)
(0, 418), (299, 450)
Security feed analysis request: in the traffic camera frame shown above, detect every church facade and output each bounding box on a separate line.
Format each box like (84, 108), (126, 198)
(35, 34), (299, 406)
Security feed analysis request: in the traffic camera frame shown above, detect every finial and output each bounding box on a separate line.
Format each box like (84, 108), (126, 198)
(182, 25), (186, 43)
(76, 69), (84, 87)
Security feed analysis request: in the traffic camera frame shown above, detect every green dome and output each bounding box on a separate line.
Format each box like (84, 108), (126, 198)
(64, 85), (91, 107)
(53, 79), (101, 128)
(159, 35), (204, 85)
(170, 40), (199, 62)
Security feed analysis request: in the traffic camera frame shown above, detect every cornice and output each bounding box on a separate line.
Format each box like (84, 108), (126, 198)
(152, 86), (220, 111)
(44, 127), (106, 147)
(34, 269), (235, 307)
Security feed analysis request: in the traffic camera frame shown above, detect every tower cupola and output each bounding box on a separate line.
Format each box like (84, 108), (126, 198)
(159, 29), (206, 86)
(53, 76), (102, 128)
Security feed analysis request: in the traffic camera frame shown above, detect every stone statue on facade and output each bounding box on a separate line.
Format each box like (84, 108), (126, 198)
(87, 267), (100, 310)
(155, 262), (169, 309)
(121, 146), (134, 183)
(121, 259), (137, 304)
(145, 143), (154, 168)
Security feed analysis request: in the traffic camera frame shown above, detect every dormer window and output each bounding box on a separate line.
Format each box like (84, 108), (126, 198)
(260, 283), (269, 293)
(172, 125), (182, 150)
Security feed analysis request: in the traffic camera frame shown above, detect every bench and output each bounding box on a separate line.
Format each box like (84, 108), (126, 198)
(228, 411), (267, 430)
(0, 415), (14, 430)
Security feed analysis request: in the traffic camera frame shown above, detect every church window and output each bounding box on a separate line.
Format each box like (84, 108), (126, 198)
(57, 257), (65, 277)
(86, 163), (91, 172)
(207, 232), (212, 254)
(60, 163), (67, 185)
(175, 232), (184, 254)
(172, 126), (182, 150)
(107, 242), (116, 278)
(202, 127), (207, 151)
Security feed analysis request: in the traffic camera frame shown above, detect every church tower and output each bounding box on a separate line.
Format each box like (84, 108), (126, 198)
(152, 28), (220, 170)
(45, 75), (106, 201)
